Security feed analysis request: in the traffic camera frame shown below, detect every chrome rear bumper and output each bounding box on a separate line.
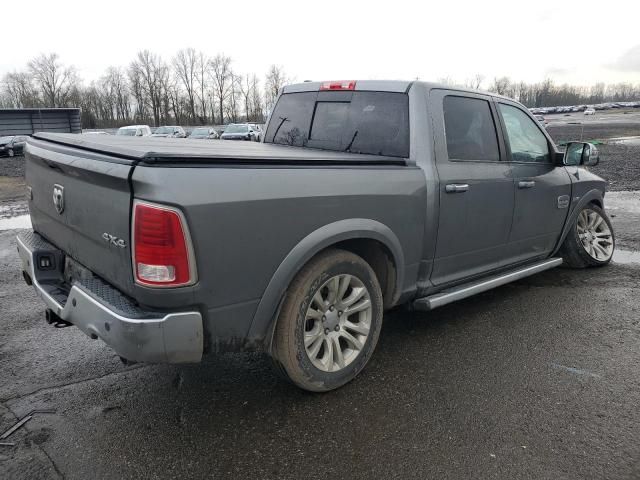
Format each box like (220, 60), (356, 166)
(17, 230), (203, 363)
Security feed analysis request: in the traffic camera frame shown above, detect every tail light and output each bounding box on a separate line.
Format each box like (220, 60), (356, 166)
(132, 201), (196, 287)
(319, 80), (356, 91)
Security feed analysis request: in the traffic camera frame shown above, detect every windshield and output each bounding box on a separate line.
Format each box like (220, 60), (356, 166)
(116, 128), (137, 136)
(264, 91), (409, 157)
(154, 126), (176, 134)
(0, 136), (14, 143)
(191, 128), (209, 135)
(224, 124), (249, 134)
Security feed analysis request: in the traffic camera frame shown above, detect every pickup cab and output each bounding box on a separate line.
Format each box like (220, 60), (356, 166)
(17, 80), (615, 391)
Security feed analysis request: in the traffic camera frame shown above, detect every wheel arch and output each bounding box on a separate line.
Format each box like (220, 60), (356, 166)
(551, 188), (605, 256)
(246, 218), (405, 350)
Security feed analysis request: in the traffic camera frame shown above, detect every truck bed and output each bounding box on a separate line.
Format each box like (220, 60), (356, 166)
(32, 133), (408, 166)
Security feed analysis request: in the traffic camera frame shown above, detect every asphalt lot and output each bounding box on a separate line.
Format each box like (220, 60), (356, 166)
(1, 121), (640, 479)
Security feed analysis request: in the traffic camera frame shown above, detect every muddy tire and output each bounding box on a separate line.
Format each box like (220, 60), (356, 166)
(271, 249), (383, 392)
(559, 204), (615, 268)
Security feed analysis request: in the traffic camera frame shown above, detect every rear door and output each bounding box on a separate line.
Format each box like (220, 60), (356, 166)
(495, 101), (572, 264)
(26, 137), (136, 294)
(429, 90), (514, 286)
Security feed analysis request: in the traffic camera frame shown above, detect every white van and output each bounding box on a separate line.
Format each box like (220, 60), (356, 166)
(116, 125), (152, 137)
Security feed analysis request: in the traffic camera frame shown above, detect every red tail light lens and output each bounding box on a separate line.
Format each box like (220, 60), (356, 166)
(133, 201), (195, 287)
(319, 80), (356, 91)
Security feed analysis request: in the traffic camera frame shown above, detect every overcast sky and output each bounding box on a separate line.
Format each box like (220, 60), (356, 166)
(2, 0), (639, 88)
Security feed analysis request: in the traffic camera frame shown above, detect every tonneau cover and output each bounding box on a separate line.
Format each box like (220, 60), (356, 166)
(32, 132), (407, 165)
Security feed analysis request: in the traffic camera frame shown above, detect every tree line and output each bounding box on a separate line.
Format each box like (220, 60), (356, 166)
(0, 51), (289, 129)
(444, 74), (640, 107)
(3, 53), (640, 130)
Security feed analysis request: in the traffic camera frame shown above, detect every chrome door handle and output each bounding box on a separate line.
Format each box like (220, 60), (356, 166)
(445, 183), (469, 193)
(518, 180), (536, 189)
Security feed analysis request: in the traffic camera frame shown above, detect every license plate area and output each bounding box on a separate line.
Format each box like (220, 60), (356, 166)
(64, 256), (95, 286)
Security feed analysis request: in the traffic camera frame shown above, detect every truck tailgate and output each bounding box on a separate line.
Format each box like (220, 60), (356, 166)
(25, 137), (136, 294)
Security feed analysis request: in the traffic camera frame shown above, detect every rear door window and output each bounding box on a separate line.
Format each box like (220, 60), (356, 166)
(265, 91), (409, 157)
(443, 95), (500, 161)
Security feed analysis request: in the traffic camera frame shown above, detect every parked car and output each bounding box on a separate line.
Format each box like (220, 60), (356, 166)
(151, 126), (187, 138)
(188, 127), (219, 139)
(0, 135), (28, 157)
(116, 125), (152, 137)
(248, 123), (263, 141)
(584, 108), (596, 115)
(220, 123), (260, 141)
(17, 80), (614, 392)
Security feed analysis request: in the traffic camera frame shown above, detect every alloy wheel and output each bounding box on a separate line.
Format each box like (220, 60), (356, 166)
(304, 274), (372, 372)
(577, 208), (613, 261)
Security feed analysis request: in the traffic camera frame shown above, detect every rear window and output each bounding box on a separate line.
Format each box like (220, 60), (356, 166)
(264, 91), (409, 157)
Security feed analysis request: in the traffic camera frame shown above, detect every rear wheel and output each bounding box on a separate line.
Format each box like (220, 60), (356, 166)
(272, 249), (383, 392)
(559, 204), (614, 268)
(7, 148), (14, 157)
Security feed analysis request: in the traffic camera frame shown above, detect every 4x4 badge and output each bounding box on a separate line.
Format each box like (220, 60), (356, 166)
(52, 184), (64, 214)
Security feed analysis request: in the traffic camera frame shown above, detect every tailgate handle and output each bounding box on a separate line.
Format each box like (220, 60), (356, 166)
(445, 184), (469, 193)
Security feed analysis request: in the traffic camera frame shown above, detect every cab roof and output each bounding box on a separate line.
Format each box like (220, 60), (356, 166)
(281, 79), (515, 102)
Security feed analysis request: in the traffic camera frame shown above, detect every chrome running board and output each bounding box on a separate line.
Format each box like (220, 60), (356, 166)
(413, 258), (563, 311)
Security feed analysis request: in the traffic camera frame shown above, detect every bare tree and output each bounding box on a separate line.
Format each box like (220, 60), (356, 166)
(264, 65), (288, 111)
(2, 71), (39, 107)
(489, 76), (512, 96)
(194, 52), (210, 123)
(249, 74), (264, 122)
(28, 53), (79, 107)
(173, 48), (198, 123)
(129, 50), (168, 126)
(464, 74), (485, 90)
(210, 54), (232, 125)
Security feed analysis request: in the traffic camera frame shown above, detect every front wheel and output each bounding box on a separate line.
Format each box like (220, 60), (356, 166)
(272, 249), (383, 392)
(559, 204), (615, 268)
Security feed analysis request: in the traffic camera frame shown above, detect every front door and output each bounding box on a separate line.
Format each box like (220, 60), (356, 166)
(496, 101), (572, 264)
(430, 91), (515, 286)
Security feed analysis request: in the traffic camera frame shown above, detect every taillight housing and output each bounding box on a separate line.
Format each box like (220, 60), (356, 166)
(319, 80), (356, 91)
(132, 201), (196, 287)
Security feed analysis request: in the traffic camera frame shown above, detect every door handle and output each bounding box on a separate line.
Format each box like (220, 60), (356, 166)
(445, 183), (469, 193)
(518, 180), (536, 189)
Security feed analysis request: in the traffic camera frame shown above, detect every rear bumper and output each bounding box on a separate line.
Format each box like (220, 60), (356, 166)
(17, 230), (203, 363)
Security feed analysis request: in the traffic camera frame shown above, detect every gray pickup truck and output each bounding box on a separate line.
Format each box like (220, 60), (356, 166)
(17, 80), (615, 391)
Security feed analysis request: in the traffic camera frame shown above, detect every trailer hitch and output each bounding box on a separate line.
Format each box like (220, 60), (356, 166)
(45, 309), (73, 328)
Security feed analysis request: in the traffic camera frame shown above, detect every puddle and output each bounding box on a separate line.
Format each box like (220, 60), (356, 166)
(613, 249), (640, 265)
(605, 191), (640, 215)
(0, 215), (31, 231)
(0, 203), (29, 219)
(607, 135), (640, 146)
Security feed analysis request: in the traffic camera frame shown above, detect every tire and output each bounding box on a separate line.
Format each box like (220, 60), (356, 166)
(7, 149), (14, 157)
(559, 204), (615, 268)
(272, 249), (384, 392)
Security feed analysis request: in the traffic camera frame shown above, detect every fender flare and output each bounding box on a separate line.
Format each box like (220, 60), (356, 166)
(245, 218), (405, 348)
(551, 188), (604, 256)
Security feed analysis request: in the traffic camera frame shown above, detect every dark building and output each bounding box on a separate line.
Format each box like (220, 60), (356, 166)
(0, 108), (81, 136)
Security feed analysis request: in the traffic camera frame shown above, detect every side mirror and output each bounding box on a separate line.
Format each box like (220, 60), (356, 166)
(563, 142), (599, 167)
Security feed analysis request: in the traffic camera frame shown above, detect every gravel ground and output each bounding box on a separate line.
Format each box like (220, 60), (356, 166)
(0, 156), (25, 178)
(1, 204), (639, 479)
